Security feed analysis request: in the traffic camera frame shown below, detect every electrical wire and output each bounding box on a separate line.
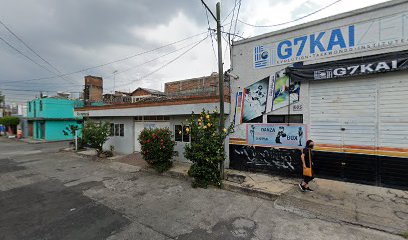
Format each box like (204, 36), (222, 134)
(0, 31), (208, 84)
(203, 3), (218, 67)
(0, 88), (81, 93)
(0, 36), (57, 74)
(232, 0), (242, 41)
(1, 33), (208, 95)
(224, 0), (238, 56)
(115, 38), (209, 76)
(238, 0), (343, 28)
(115, 35), (209, 89)
(0, 19), (77, 85)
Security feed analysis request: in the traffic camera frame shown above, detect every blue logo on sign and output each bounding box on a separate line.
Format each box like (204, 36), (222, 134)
(254, 46), (269, 68)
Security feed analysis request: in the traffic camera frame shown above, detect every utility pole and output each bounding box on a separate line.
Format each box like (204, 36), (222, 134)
(201, 1), (225, 179)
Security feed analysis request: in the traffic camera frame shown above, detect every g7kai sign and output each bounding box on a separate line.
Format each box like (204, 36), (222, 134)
(247, 124), (307, 148)
(254, 11), (408, 68)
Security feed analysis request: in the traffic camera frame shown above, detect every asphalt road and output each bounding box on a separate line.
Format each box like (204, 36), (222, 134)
(0, 138), (404, 240)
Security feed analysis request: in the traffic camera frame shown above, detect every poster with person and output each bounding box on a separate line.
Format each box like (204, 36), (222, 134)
(241, 76), (269, 123)
(266, 70), (301, 112)
(246, 123), (307, 148)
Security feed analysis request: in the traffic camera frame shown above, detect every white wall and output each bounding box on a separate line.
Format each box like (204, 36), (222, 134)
(95, 117), (135, 155)
(229, 0), (408, 142)
(80, 102), (230, 117)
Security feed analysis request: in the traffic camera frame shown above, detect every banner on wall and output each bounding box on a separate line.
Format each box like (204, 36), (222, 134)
(241, 76), (269, 123)
(234, 91), (243, 125)
(286, 50), (408, 81)
(247, 124), (307, 148)
(253, 11), (408, 69)
(265, 70), (301, 112)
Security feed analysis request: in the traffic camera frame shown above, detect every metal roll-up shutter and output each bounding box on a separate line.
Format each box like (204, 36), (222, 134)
(378, 73), (408, 188)
(309, 77), (378, 184)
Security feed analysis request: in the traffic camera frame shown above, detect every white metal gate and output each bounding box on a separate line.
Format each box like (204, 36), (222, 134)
(378, 74), (408, 149)
(309, 77), (377, 150)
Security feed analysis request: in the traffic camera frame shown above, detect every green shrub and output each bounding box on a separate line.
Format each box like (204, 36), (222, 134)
(184, 110), (234, 188)
(138, 128), (175, 173)
(82, 121), (111, 156)
(0, 116), (20, 127)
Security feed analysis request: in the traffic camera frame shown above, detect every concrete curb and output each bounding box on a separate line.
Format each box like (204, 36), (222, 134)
(139, 165), (284, 201)
(21, 139), (70, 144)
(222, 181), (282, 201)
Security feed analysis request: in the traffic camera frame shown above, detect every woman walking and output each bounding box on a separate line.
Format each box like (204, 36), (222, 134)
(299, 140), (315, 192)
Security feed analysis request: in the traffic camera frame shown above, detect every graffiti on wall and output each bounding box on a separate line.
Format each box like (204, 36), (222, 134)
(229, 144), (301, 175)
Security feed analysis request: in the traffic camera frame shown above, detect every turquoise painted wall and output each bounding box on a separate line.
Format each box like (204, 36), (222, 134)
(27, 98), (85, 141)
(44, 120), (82, 141)
(27, 98), (79, 119)
(32, 120), (82, 141)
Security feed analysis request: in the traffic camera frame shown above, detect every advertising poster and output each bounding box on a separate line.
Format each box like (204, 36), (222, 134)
(265, 74), (275, 113)
(234, 91), (243, 125)
(271, 71), (300, 111)
(241, 76), (269, 123)
(247, 124), (306, 148)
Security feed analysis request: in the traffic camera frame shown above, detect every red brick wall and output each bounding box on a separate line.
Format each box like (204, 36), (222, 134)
(164, 73), (229, 97)
(84, 76), (103, 102)
(85, 76), (103, 87)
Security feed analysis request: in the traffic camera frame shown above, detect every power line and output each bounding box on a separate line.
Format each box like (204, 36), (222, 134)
(1, 36), (207, 94)
(115, 35), (209, 89)
(0, 88), (81, 93)
(104, 37), (209, 91)
(0, 31), (208, 84)
(238, 0), (343, 28)
(0, 36), (56, 74)
(0, 19), (77, 85)
(116, 38), (208, 76)
(202, 2), (218, 67)
(232, 0), (242, 41)
(224, 0), (238, 56)
(2, 36), (203, 89)
(221, 2), (238, 24)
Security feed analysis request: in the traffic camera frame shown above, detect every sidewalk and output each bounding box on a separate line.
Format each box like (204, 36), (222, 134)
(275, 178), (408, 234)
(108, 155), (408, 235)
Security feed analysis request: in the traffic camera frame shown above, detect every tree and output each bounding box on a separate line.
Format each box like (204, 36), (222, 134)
(184, 110), (234, 188)
(82, 121), (110, 156)
(0, 116), (20, 134)
(0, 116), (20, 126)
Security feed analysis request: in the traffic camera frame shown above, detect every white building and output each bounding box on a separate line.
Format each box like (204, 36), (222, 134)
(75, 95), (230, 162)
(228, 0), (408, 189)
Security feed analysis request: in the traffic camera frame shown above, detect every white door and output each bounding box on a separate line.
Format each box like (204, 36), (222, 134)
(134, 122), (171, 152)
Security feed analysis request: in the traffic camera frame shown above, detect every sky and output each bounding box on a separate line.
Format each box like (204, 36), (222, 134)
(0, 0), (391, 104)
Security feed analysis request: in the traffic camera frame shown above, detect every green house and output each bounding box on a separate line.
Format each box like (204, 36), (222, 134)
(27, 98), (83, 141)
